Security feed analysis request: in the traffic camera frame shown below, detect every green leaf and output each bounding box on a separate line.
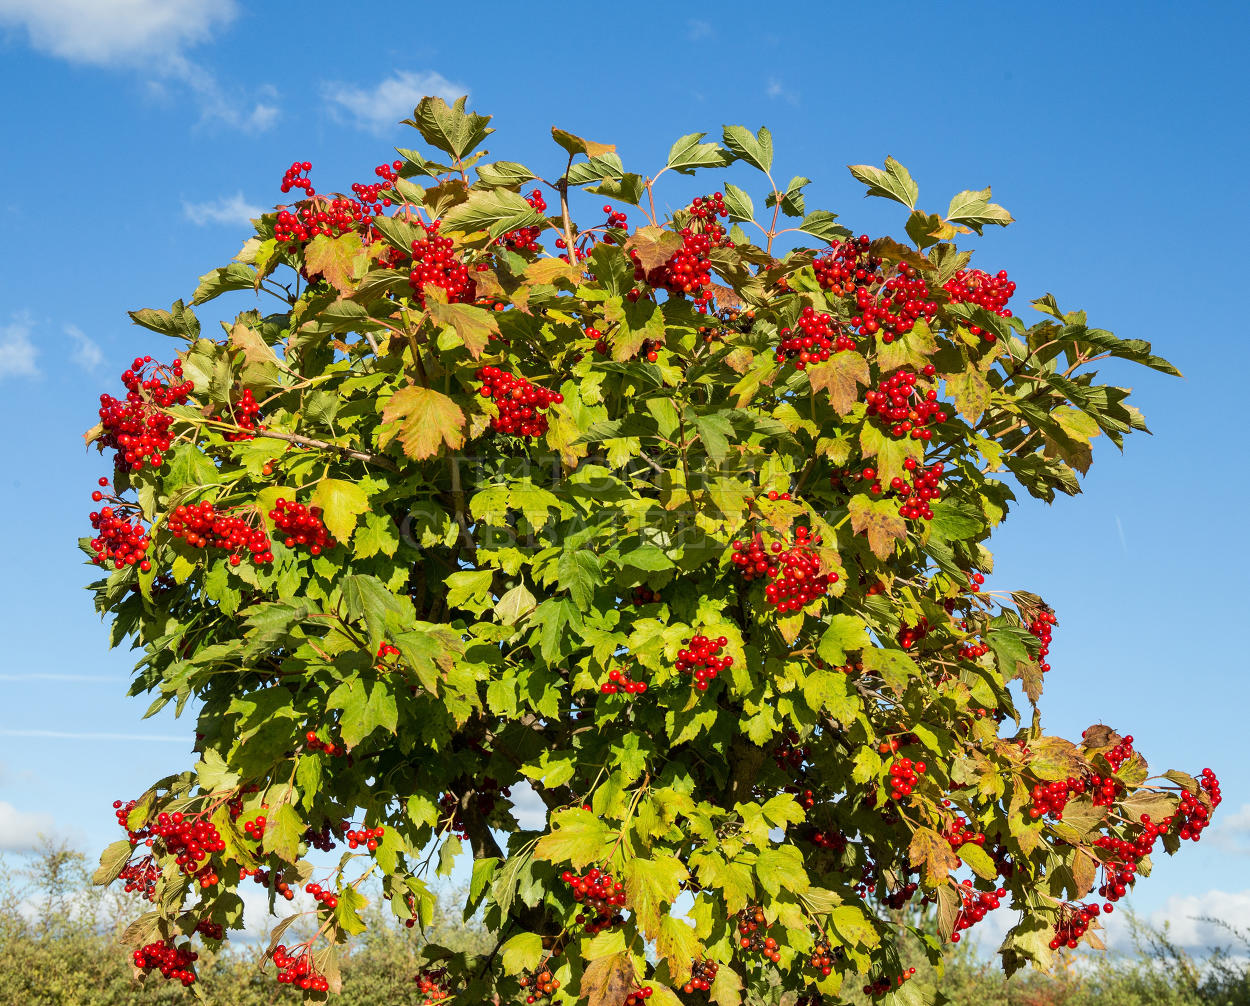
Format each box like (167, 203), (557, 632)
(310, 478), (369, 544)
(551, 127), (616, 159)
(340, 573), (412, 652)
(625, 856), (688, 938)
(946, 367), (991, 424)
(859, 424), (923, 487)
(666, 133), (731, 174)
(404, 96), (493, 160)
(817, 615), (870, 665)
(330, 678), (398, 748)
(191, 263), (256, 305)
(93, 839), (133, 886)
(848, 157), (919, 210)
(128, 300), (200, 339)
(262, 803), (304, 863)
(958, 841), (998, 880)
(798, 210), (850, 243)
(500, 931), (543, 974)
(764, 176), (810, 218)
(495, 583), (536, 626)
(428, 299), (498, 360)
(380, 386), (465, 460)
(755, 845), (808, 896)
(862, 647), (920, 695)
(440, 187), (546, 239)
(722, 124), (774, 173)
(476, 161), (537, 187)
(533, 808), (611, 868)
(946, 187), (1014, 233)
(831, 904), (880, 949)
(722, 183), (755, 223)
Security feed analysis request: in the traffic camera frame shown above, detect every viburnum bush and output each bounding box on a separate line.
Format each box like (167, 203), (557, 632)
(85, 97), (1216, 1005)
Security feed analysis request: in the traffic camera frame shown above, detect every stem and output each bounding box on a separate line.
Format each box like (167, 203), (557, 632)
(559, 153), (577, 260)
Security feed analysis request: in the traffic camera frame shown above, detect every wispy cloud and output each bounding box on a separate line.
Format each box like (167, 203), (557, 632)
(0, 728), (187, 742)
(0, 312), (38, 380)
(183, 191), (262, 226)
(64, 323), (103, 371)
(322, 70), (466, 136)
(687, 19), (713, 40)
(0, 0), (278, 131)
(766, 78), (800, 106)
(0, 801), (56, 851)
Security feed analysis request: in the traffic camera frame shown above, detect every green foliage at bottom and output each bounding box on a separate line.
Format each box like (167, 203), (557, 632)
(3, 846), (1248, 1006)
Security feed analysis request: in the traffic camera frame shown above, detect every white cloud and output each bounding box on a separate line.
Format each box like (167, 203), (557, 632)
(322, 70), (466, 136)
(766, 78), (800, 105)
(0, 312), (38, 380)
(0, 0), (236, 66)
(509, 781), (547, 831)
(64, 323), (102, 371)
(0, 0), (277, 131)
(687, 19), (713, 40)
(1148, 889), (1250, 947)
(0, 801), (55, 851)
(183, 191), (262, 226)
(1211, 803), (1250, 856)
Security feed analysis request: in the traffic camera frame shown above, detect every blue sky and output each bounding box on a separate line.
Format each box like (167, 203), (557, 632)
(0, 0), (1248, 950)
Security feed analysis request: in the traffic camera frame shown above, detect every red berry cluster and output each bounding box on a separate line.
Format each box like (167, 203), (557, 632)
(519, 967), (561, 1002)
(221, 388), (263, 442)
(625, 987), (655, 1006)
(600, 666), (648, 696)
(631, 193), (729, 312)
(1027, 609), (1056, 674)
(272, 944), (329, 991)
(501, 189), (548, 253)
(280, 161), (315, 198)
(152, 811), (224, 887)
(808, 938), (837, 977)
(168, 502), (274, 566)
(134, 940), (197, 987)
(408, 220), (476, 306)
(89, 493), (151, 570)
(885, 757), (926, 800)
(239, 866), (296, 900)
(863, 970), (917, 997)
(194, 919), (224, 940)
(1173, 769), (1222, 841)
(630, 586), (662, 606)
(730, 527), (833, 614)
(118, 855), (160, 900)
(682, 960), (719, 995)
(950, 880), (1005, 942)
(865, 366), (946, 441)
(305, 881), (339, 910)
(476, 366), (563, 437)
(880, 878), (919, 909)
(560, 867), (626, 933)
(815, 237), (937, 341)
(943, 268), (1015, 342)
(98, 357), (193, 471)
(896, 618), (930, 650)
(346, 824), (385, 851)
(304, 730), (344, 756)
(414, 968), (450, 1005)
(1028, 779), (1078, 820)
(737, 906), (781, 963)
(1048, 902), (1101, 951)
(944, 815), (986, 851)
(242, 814), (267, 843)
(269, 498), (336, 555)
(774, 306), (854, 369)
(376, 642), (401, 667)
(674, 634), (732, 691)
